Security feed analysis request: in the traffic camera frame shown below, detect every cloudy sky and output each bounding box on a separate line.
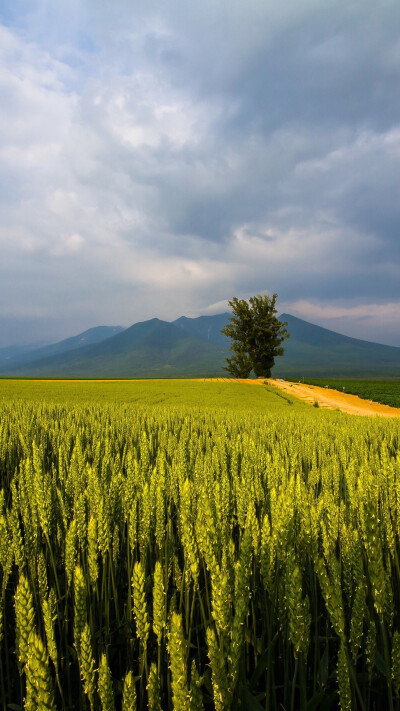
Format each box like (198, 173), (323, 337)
(1, 0), (400, 347)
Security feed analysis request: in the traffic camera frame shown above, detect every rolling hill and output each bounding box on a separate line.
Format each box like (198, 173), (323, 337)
(2, 312), (400, 378)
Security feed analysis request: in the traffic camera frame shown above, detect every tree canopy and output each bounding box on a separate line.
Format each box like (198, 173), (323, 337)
(221, 293), (289, 378)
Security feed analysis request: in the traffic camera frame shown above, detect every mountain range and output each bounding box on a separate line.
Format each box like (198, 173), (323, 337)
(0, 326), (124, 370)
(1, 314), (400, 378)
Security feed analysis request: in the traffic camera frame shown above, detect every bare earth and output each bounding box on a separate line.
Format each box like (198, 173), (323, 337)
(266, 379), (400, 418)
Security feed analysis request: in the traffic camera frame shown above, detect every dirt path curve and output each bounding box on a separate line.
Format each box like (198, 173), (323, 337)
(266, 379), (400, 418)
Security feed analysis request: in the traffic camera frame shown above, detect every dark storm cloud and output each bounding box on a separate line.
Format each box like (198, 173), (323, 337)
(1, 0), (400, 346)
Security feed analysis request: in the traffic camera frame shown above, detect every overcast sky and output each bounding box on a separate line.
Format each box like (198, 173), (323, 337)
(1, 0), (400, 347)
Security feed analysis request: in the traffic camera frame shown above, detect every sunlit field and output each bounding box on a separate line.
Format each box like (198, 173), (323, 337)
(0, 379), (399, 710)
(294, 378), (400, 409)
(0, 377), (297, 410)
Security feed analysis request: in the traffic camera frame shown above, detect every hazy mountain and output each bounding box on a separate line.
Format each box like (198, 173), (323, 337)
(4, 318), (227, 377)
(0, 326), (125, 372)
(0, 343), (48, 368)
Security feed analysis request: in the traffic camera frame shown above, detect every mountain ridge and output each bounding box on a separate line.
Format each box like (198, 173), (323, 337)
(1, 319), (227, 377)
(173, 313), (231, 347)
(275, 314), (400, 377)
(1, 312), (400, 378)
(279, 313), (400, 350)
(0, 326), (125, 372)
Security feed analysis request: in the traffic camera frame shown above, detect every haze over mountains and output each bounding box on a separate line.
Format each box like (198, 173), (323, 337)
(0, 326), (124, 370)
(1, 314), (400, 378)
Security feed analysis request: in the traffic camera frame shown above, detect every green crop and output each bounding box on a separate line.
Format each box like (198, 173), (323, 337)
(0, 379), (399, 709)
(295, 378), (400, 409)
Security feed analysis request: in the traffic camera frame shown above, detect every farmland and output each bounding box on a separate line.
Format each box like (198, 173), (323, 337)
(0, 378), (294, 410)
(0, 379), (400, 710)
(296, 379), (400, 409)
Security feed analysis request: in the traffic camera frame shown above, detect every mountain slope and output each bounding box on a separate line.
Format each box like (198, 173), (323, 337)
(173, 313), (231, 347)
(5, 319), (227, 377)
(0, 326), (125, 372)
(3, 312), (400, 378)
(273, 314), (400, 377)
(174, 311), (400, 377)
(0, 343), (47, 369)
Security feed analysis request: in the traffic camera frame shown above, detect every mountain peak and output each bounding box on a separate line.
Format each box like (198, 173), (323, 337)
(173, 312), (231, 347)
(2, 311), (400, 378)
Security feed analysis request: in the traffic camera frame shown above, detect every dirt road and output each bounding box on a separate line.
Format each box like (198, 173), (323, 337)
(266, 379), (400, 418)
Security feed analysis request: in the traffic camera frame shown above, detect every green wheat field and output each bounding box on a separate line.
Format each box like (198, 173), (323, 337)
(1, 378), (400, 710)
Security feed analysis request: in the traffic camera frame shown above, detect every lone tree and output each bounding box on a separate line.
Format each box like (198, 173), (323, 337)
(221, 293), (289, 378)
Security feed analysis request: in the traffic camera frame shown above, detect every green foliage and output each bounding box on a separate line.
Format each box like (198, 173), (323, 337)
(222, 347), (252, 378)
(221, 293), (289, 377)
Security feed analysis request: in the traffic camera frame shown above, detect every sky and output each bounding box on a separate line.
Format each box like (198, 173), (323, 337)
(1, 0), (400, 347)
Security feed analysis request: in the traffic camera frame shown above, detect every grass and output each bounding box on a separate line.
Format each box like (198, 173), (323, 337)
(292, 378), (400, 408)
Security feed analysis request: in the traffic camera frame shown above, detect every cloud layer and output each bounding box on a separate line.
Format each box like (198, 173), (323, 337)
(1, 0), (400, 346)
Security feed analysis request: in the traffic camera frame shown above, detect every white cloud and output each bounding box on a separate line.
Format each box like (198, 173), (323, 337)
(286, 300), (400, 321)
(281, 299), (400, 347)
(50, 232), (85, 257)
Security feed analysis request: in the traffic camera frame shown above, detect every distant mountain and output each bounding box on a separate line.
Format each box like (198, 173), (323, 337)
(273, 314), (400, 378)
(0, 326), (125, 372)
(0, 343), (48, 369)
(2, 312), (400, 378)
(171, 312), (400, 378)
(3, 319), (227, 377)
(173, 313), (231, 347)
